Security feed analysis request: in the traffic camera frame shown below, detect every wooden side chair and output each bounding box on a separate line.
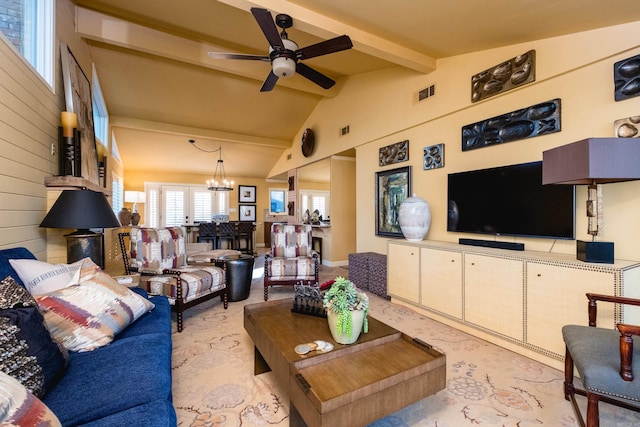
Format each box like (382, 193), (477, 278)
(217, 222), (236, 249)
(263, 223), (319, 300)
(197, 222), (217, 248)
(118, 227), (228, 332)
(236, 221), (254, 254)
(563, 293), (640, 426)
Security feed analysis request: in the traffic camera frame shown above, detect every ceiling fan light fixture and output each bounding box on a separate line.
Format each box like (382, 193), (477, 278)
(272, 56), (296, 78)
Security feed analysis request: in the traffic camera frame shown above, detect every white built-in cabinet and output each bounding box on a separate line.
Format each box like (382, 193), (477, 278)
(387, 240), (640, 369)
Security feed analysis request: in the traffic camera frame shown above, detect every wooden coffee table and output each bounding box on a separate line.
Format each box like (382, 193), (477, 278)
(244, 299), (446, 427)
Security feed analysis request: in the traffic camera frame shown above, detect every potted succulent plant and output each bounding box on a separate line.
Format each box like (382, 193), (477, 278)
(321, 277), (369, 344)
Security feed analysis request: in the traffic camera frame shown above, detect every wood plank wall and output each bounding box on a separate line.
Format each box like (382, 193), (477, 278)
(0, 35), (62, 259)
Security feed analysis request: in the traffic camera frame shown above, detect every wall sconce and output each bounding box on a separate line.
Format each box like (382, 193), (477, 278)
(40, 189), (121, 268)
(542, 138), (640, 263)
(59, 111), (81, 177)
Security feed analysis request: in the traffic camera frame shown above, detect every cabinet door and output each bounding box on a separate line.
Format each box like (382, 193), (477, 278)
(420, 248), (463, 319)
(387, 243), (420, 303)
(527, 262), (615, 358)
(464, 254), (524, 341)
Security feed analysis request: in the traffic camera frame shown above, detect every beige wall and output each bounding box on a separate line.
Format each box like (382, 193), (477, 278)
(270, 22), (640, 260)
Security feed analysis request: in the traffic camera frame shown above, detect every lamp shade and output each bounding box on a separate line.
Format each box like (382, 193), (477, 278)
(40, 189), (120, 230)
(124, 191), (146, 204)
(542, 138), (640, 185)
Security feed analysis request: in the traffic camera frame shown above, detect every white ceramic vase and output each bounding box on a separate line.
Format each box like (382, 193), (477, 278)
(398, 194), (431, 242)
(327, 309), (365, 344)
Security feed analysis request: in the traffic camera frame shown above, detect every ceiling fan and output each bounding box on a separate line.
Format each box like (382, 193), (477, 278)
(208, 8), (353, 92)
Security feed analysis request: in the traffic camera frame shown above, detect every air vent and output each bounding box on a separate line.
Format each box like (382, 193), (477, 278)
(340, 125), (350, 136)
(287, 153), (292, 160)
(418, 84), (435, 101)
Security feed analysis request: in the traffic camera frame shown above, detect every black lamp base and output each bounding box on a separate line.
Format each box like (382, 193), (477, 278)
(65, 230), (104, 269)
(577, 240), (614, 264)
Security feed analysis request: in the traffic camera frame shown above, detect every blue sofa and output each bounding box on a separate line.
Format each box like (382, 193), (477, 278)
(0, 248), (176, 426)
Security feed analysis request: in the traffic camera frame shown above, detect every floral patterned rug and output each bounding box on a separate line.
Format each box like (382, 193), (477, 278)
(170, 259), (639, 426)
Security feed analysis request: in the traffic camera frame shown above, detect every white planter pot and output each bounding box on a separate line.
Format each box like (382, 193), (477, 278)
(327, 309), (365, 344)
(398, 194), (431, 242)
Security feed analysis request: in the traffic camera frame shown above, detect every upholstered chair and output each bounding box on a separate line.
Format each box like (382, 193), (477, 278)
(119, 227), (228, 332)
(263, 224), (319, 300)
(563, 293), (640, 426)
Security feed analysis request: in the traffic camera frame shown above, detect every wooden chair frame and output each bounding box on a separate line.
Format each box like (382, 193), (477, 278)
(118, 232), (228, 332)
(564, 293), (640, 426)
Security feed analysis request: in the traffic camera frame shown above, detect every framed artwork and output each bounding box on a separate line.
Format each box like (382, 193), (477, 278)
(60, 43), (100, 185)
(379, 140), (409, 166)
(238, 185), (256, 203)
(239, 204), (256, 222)
(424, 144), (444, 170)
(376, 166), (411, 237)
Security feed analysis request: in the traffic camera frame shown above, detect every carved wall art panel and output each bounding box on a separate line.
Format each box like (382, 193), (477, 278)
(423, 144), (444, 170)
(471, 50), (536, 102)
(379, 140), (409, 166)
(614, 54), (640, 101)
(462, 98), (561, 152)
(615, 116), (640, 138)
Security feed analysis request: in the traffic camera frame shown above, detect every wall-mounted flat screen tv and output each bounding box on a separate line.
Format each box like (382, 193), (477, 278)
(447, 161), (575, 240)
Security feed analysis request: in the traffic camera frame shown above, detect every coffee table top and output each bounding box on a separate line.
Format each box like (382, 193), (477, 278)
(244, 299), (400, 364)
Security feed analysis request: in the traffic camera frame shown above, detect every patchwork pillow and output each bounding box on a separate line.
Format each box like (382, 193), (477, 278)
(35, 269), (155, 352)
(8, 258), (93, 295)
(0, 276), (68, 398)
(0, 370), (61, 426)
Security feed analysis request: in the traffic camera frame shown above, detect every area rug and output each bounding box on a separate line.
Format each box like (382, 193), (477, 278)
(170, 258), (640, 426)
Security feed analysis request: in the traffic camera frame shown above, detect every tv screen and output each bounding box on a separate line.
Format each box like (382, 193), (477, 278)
(447, 161), (575, 240)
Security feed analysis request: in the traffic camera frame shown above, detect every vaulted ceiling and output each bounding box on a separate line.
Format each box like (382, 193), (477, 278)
(71, 0), (640, 179)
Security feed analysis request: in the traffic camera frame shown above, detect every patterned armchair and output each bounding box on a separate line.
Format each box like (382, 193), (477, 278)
(118, 227), (227, 332)
(263, 224), (319, 300)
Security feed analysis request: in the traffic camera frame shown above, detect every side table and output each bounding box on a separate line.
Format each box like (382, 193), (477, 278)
(219, 254), (255, 301)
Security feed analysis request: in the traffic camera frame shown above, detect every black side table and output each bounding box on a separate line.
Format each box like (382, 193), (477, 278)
(220, 254), (255, 301)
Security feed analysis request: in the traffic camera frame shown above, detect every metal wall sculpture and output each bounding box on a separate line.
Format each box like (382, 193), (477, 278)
(423, 144), (444, 170)
(614, 54), (640, 101)
(462, 98), (561, 151)
(471, 50), (536, 102)
(615, 116), (640, 138)
(379, 140), (409, 166)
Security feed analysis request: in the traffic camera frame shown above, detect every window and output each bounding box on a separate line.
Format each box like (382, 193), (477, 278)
(111, 173), (124, 215)
(269, 189), (286, 214)
(0, 0), (54, 87)
(300, 190), (330, 220)
(144, 183), (229, 227)
(92, 64), (109, 148)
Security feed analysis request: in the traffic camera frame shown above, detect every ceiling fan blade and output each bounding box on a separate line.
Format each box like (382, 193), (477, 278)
(296, 62), (335, 89)
(251, 8), (285, 51)
(260, 71), (279, 92)
(208, 52), (270, 61)
(297, 35), (353, 60)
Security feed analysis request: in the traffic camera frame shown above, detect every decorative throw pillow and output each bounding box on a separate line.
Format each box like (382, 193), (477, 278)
(35, 269), (155, 352)
(0, 276), (68, 398)
(0, 370), (61, 426)
(8, 258), (94, 295)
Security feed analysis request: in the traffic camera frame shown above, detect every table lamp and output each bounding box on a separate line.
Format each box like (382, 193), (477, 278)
(40, 189), (121, 268)
(124, 191), (146, 225)
(542, 138), (640, 263)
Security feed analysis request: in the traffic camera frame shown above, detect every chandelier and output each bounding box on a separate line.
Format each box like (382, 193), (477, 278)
(207, 147), (234, 191)
(189, 140), (234, 192)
